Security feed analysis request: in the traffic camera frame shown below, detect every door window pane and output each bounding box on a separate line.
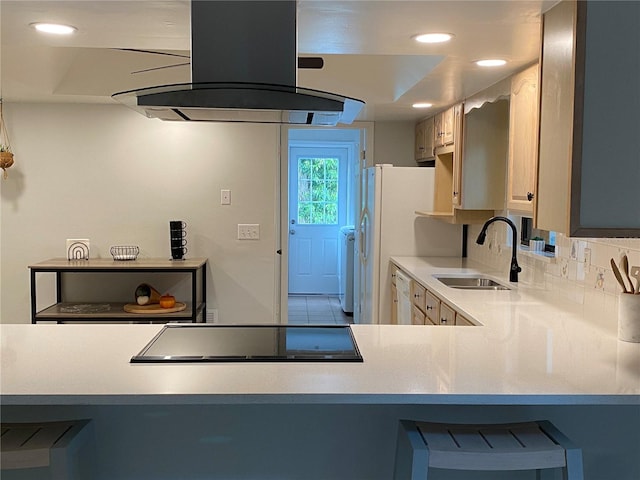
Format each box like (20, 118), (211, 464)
(297, 157), (339, 225)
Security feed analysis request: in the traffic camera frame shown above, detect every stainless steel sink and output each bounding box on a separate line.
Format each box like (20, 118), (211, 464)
(434, 276), (511, 290)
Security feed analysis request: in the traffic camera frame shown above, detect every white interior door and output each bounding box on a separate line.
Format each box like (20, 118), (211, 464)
(288, 146), (348, 294)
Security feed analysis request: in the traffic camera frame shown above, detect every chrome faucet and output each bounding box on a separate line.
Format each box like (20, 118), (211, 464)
(476, 216), (522, 283)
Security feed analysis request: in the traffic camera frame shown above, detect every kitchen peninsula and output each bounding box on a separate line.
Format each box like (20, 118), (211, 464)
(2, 258), (639, 479)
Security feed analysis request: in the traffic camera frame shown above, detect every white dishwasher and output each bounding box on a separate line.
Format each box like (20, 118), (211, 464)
(395, 269), (412, 325)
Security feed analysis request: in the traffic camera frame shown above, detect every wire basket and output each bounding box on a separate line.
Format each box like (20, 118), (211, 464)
(110, 245), (139, 261)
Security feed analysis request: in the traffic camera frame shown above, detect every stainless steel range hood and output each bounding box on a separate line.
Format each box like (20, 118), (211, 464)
(112, 1), (364, 126)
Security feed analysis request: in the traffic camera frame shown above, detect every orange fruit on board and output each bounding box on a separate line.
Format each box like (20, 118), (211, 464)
(159, 295), (176, 309)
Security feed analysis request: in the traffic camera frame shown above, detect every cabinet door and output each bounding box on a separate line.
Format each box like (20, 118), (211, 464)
(434, 112), (444, 148)
(434, 107), (455, 148)
(442, 107), (456, 146)
(451, 105), (463, 207)
(507, 64), (539, 215)
(411, 304), (426, 325)
(415, 118), (435, 161)
(411, 280), (426, 312)
(424, 290), (441, 325)
(536, 1), (576, 233)
(391, 283), (398, 325)
(439, 302), (456, 326)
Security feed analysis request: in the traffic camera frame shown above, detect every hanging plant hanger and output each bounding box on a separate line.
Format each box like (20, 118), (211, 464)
(0, 99), (14, 179)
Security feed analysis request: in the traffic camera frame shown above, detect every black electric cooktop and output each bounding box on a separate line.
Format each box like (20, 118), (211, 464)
(131, 324), (363, 363)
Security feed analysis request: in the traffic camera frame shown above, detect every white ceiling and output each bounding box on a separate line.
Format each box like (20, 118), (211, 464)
(0, 0), (558, 122)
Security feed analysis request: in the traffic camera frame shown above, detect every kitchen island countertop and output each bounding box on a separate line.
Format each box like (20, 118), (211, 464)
(2, 257), (639, 406)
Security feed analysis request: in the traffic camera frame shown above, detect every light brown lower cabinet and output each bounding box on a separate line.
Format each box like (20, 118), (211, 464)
(424, 290), (440, 325)
(411, 304), (426, 325)
(439, 302), (456, 326)
(392, 264), (477, 326)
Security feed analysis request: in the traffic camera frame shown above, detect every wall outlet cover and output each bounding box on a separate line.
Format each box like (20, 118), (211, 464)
(237, 224), (260, 240)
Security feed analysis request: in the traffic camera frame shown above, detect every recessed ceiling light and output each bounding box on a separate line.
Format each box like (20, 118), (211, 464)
(475, 59), (507, 67)
(30, 23), (77, 35)
(413, 33), (454, 44)
(412, 103), (433, 109)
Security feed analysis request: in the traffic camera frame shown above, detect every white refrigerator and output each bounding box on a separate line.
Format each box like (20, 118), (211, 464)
(355, 165), (462, 324)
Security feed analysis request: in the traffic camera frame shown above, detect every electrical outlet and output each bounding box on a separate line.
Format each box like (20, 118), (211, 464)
(238, 224), (260, 240)
(206, 309), (218, 323)
(221, 189), (231, 205)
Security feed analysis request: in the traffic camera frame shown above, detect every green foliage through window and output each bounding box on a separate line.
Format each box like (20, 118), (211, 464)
(297, 157), (339, 225)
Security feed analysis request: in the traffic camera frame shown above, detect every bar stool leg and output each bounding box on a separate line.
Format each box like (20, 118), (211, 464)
(393, 420), (429, 480)
(49, 420), (95, 480)
(537, 421), (584, 480)
(536, 468), (558, 480)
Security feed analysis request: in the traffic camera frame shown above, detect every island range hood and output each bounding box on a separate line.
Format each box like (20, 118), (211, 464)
(112, 1), (364, 126)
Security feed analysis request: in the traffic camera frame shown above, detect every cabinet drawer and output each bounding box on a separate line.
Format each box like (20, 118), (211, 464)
(424, 290), (440, 325)
(439, 302), (456, 326)
(411, 304), (426, 325)
(415, 117), (435, 161)
(391, 263), (398, 286)
(411, 280), (426, 311)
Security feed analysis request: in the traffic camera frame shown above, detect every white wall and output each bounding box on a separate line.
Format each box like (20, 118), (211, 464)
(373, 121), (416, 167)
(0, 104), (418, 324)
(0, 103), (280, 324)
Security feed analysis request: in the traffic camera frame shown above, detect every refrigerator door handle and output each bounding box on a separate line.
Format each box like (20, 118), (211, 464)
(359, 210), (368, 263)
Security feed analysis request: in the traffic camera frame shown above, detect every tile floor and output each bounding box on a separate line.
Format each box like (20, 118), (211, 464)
(287, 295), (353, 324)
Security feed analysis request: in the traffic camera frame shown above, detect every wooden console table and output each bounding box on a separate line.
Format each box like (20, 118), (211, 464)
(28, 258), (207, 324)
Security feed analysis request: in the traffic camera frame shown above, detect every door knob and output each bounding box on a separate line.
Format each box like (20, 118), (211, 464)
(290, 219), (296, 224)
(290, 229), (296, 235)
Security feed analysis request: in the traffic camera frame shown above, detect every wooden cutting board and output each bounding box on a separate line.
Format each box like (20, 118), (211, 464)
(123, 302), (186, 314)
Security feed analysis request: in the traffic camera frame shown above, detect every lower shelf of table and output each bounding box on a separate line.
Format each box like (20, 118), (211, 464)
(34, 302), (205, 323)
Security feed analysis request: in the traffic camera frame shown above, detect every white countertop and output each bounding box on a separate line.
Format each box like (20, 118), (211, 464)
(2, 257), (639, 406)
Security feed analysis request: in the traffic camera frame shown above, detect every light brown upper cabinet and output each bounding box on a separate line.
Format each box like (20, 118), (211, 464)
(434, 107), (456, 148)
(415, 117), (435, 162)
(507, 63), (539, 216)
(536, 0), (640, 237)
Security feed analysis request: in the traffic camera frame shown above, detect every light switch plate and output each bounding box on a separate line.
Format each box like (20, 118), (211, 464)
(238, 224), (260, 240)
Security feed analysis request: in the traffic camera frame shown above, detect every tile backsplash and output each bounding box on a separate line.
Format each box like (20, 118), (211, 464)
(466, 217), (640, 317)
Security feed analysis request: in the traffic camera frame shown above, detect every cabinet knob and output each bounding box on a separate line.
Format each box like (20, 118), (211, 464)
(413, 293), (420, 298)
(527, 192), (535, 201)
(440, 318), (448, 324)
(426, 305), (433, 310)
